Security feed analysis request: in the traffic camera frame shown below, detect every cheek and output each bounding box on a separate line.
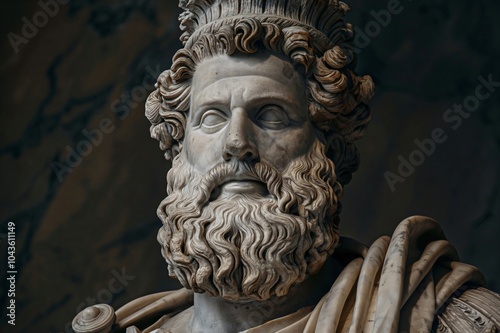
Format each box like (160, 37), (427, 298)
(258, 126), (316, 171)
(183, 130), (224, 174)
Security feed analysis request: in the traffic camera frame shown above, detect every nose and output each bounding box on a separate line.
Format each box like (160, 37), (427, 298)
(222, 108), (258, 162)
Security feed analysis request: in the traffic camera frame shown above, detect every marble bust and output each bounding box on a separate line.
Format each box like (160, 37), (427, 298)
(72, 0), (500, 332)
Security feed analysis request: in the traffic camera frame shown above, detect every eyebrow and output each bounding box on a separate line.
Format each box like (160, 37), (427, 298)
(193, 92), (304, 110)
(192, 75), (304, 106)
(248, 95), (304, 111)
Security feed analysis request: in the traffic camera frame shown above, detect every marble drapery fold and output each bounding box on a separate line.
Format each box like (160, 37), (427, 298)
(121, 216), (499, 333)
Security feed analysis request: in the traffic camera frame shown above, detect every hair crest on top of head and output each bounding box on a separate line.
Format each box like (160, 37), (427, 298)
(145, 0), (375, 186)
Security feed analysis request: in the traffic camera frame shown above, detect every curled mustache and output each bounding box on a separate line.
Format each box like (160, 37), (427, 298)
(167, 156), (336, 219)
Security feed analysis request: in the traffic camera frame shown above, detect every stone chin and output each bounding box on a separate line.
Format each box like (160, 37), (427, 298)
(157, 139), (342, 302)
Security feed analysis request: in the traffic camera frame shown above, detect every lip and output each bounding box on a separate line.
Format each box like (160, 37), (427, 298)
(208, 173), (269, 200)
(221, 180), (267, 194)
(220, 177), (268, 196)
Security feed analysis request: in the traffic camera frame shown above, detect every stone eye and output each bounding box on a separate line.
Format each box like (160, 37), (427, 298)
(256, 105), (289, 129)
(200, 110), (227, 131)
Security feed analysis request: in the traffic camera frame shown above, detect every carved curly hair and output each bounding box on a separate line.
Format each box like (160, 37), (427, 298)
(145, 12), (374, 186)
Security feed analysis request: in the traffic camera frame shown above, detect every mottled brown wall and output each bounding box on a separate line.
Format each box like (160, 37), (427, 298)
(0, 0), (499, 332)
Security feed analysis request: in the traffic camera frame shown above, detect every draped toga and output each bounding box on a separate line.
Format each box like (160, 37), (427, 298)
(100, 216), (500, 333)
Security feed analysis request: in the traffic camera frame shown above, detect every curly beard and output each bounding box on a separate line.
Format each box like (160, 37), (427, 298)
(157, 139), (342, 302)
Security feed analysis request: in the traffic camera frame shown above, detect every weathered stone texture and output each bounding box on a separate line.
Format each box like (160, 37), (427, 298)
(0, 0), (498, 331)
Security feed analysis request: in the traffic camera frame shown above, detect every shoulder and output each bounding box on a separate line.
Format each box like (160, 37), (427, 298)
(434, 286), (500, 332)
(72, 289), (193, 333)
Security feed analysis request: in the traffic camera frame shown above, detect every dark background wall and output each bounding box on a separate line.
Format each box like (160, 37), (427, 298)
(0, 0), (499, 332)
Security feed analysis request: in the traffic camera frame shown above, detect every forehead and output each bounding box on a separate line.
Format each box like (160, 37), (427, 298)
(191, 52), (306, 101)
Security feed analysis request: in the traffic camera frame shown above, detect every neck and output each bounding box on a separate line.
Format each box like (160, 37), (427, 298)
(188, 259), (338, 333)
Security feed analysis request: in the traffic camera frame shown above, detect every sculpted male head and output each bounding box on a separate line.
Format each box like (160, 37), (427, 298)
(145, 0), (374, 302)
